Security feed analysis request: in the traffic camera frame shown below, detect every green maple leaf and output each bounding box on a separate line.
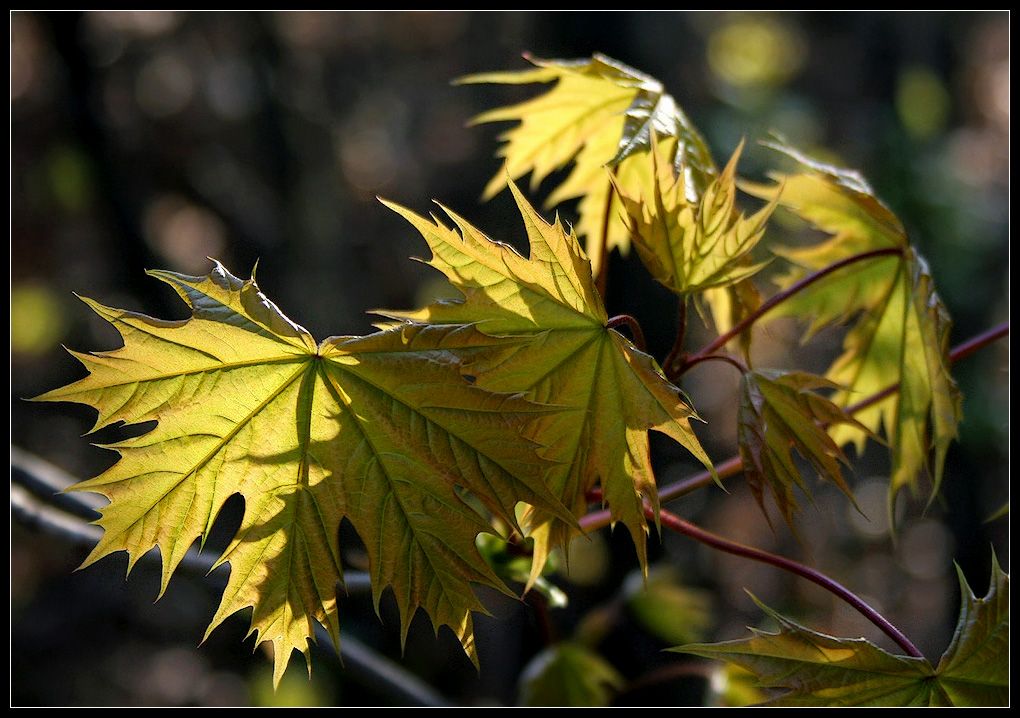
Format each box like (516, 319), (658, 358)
(34, 262), (574, 687)
(518, 642), (624, 707)
(380, 180), (716, 584)
(615, 139), (776, 298)
(673, 555), (1008, 706)
(933, 556), (1010, 706)
(746, 140), (962, 507)
(737, 369), (878, 533)
(459, 53), (716, 274)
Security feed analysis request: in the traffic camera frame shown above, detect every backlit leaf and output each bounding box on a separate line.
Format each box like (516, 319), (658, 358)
(828, 251), (961, 505)
(934, 554), (1009, 706)
(676, 599), (935, 706)
(34, 261), (573, 687)
(737, 369), (876, 532)
(615, 139), (776, 297)
(460, 53), (716, 273)
(747, 142), (961, 507)
(380, 180), (716, 584)
(673, 558), (1008, 706)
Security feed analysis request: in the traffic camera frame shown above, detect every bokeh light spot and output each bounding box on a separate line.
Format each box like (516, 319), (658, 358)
(707, 16), (806, 91)
(143, 194), (228, 273)
(135, 51), (194, 118)
(11, 282), (68, 356)
(896, 65), (951, 141)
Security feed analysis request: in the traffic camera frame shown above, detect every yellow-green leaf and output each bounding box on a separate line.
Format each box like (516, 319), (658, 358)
(676, 600), (936, 706)
(747, 137), (908, 253)
(673, 557), (1009, 706)
(34, 261), (573, 687)
(748, 143), (961, 508)
(828, 251), (961, 505)
(380, 181), (716, 584)
(934, 554), (1009, 706)
(737, 370), (877, 533)
(743, 138), (909, 338)
(460, 53), (717, 273)
(615, 140), (776, 297)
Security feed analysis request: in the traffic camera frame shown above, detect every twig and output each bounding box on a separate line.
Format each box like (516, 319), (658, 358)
(663, 297), (689, 378)
(10, 446), (376, 595)
(680, 247), (904, 374)
(653, 506), (925, 659)
(10, 448), (449, 706)
(582, 485), (923, 657)
(680, 352), (749, 376)
(945, 321), (1009, 363)
(654, 320), (1010, 503)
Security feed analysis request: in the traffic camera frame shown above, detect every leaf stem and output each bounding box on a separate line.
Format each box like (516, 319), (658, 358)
(594, 169), (619, 299)
(607, 314), (647, 352)
(680, 352), (749, 376)
(679, 247), (905, 376)
(662, 297), (689, 379)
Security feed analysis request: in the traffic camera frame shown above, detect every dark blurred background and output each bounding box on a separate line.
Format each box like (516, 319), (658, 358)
(11, 11), (1009, 707)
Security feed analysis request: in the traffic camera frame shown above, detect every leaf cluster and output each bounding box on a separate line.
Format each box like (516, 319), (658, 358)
(34, 53), (1003, 705)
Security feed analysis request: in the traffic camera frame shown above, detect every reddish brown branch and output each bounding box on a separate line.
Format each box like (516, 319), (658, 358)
(607, 314), (647, 353)
(652, 506), (925, 659)
(577, 321), (1008, 658)
(674, 247), (905, 379)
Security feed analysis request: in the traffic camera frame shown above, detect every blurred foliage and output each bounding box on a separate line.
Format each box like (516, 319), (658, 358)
(517, 643), (625, 707)
(11, 10), (1008, 707)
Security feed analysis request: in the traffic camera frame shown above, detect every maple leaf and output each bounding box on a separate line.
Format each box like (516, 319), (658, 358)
(933, 555), (1010, 706)
(736, 370), (877, 533)
(518, 643), (624, 707)
(34, 261), (574, 687)
(459, 53), (716, 273)
(673, 555), (1009, 706)
(379, 180), (716, 584)
(614, 139), (776, 298)
(746, 140), (962, 508)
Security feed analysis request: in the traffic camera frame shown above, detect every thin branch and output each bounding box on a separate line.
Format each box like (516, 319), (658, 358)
(652, 505), (925, 659)
(11, 444), (106, 520)
(12, 481), (105, 550)
(10, 446), (445, 706)
(684, 247), (904, 369)
(655, 321), (1010, 504)
(579, 321), (1008, 657)
(942, 321), (1009, 364)
(10, 447), (375, 595)
(844, 319), (1009, 416)
(580, 486), (924, 657)
(658, 455), (746, 504)
(680, 352), (749, 376)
